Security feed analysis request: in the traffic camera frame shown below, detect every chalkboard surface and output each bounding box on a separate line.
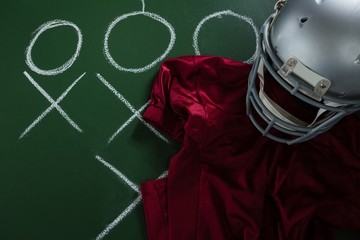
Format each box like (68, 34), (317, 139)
(1, 0), (359, 240)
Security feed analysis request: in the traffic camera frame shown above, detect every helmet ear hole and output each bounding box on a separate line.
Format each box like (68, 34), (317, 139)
(299, 17), (309, 24)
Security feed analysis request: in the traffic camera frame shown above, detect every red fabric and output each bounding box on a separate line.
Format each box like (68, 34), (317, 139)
(140, 56), (360, 240)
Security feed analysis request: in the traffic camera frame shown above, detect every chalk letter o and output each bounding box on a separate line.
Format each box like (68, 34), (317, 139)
(25, 19), (83, 76)
(193, 11), (259, 64)
(104, 11), (176, 73)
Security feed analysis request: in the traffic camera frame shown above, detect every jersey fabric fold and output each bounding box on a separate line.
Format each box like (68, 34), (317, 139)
(140, 56), (360, 240)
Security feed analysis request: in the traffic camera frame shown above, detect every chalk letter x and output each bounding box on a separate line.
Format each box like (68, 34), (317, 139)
(96, 73), (169, 144)
(19, 71), (86, 139)
(95, 155), (168, 240)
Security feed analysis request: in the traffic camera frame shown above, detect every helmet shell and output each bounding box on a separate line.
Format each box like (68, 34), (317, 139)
(270, 0), (360, 103)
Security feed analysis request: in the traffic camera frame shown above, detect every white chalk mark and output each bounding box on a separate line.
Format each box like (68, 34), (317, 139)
(96, 73), (169, 143)
(193, 10), (259, 64)
(96, 73), (140, 115)
(25, 19), (82, 76)
(158, 170), (168, 179)
(104, 11), (176, 73)
(108, 101), (150, 144)
(95, 170), (168, 240)
(19, 71), (85, 139)
(95, 155), (140, 193)
(95, 171), (168, 240)
(141, 0), (145, 12)
(96, 195), (142, 240)
(95, 155), (169, 240)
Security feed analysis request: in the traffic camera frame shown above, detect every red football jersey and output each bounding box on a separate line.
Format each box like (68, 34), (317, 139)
(140, 56), (360, 240)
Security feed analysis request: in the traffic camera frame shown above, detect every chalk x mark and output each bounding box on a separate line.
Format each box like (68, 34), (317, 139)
(19, 71), (85, 139)
(96, 195), (142, 240)
(108, 101), (150, 144)
(96, 73), (169, 144)
(96, 155), (139, 193)
(104, 11), (176, 73)
(95, 155), (168, 240)
(193, 10), (259, 64)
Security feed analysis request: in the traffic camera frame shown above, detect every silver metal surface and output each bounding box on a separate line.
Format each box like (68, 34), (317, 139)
(246, 0), (360, 144)
(270, 0), (360, 103)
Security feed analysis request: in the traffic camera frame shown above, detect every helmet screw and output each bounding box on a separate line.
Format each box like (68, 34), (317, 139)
(319, 80), (328, 89)
(288, 58), (297, 67)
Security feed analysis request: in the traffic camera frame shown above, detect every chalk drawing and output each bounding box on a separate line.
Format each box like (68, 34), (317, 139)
(96, 195), (142, 240)
(95, 155), (168, 240)
(193, 10), (259, 64)
(18, 4), (262, 240)
(25, 19), (82, 76)
(107, 101), (150, 144)
(96, 73), (169, 143)
(96, 155), (140, 193)
(141, 0), (145, 12)
(19, 71), (86, 139)
(103, 11), (176, 73)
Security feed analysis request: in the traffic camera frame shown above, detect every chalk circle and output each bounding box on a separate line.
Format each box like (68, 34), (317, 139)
(104, 11), (176, 73)
(25, 19), (83, 76)
(193, 10), (259, 64)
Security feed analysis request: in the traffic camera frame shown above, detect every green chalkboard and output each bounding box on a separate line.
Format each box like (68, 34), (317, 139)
(2, 0), (358, 240)
(0, 1), (273, 239)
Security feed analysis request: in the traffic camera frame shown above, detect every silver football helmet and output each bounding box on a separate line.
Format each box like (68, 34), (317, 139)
(246, 0), (360, 144)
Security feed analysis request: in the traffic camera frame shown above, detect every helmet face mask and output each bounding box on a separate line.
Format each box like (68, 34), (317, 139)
(246, 0), (360, 144)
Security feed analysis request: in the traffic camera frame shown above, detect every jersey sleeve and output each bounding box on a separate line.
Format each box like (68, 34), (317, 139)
(143, 56), (200, 143)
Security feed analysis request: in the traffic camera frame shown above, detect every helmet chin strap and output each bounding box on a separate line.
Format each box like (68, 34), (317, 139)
(257, 59), (340, 130)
